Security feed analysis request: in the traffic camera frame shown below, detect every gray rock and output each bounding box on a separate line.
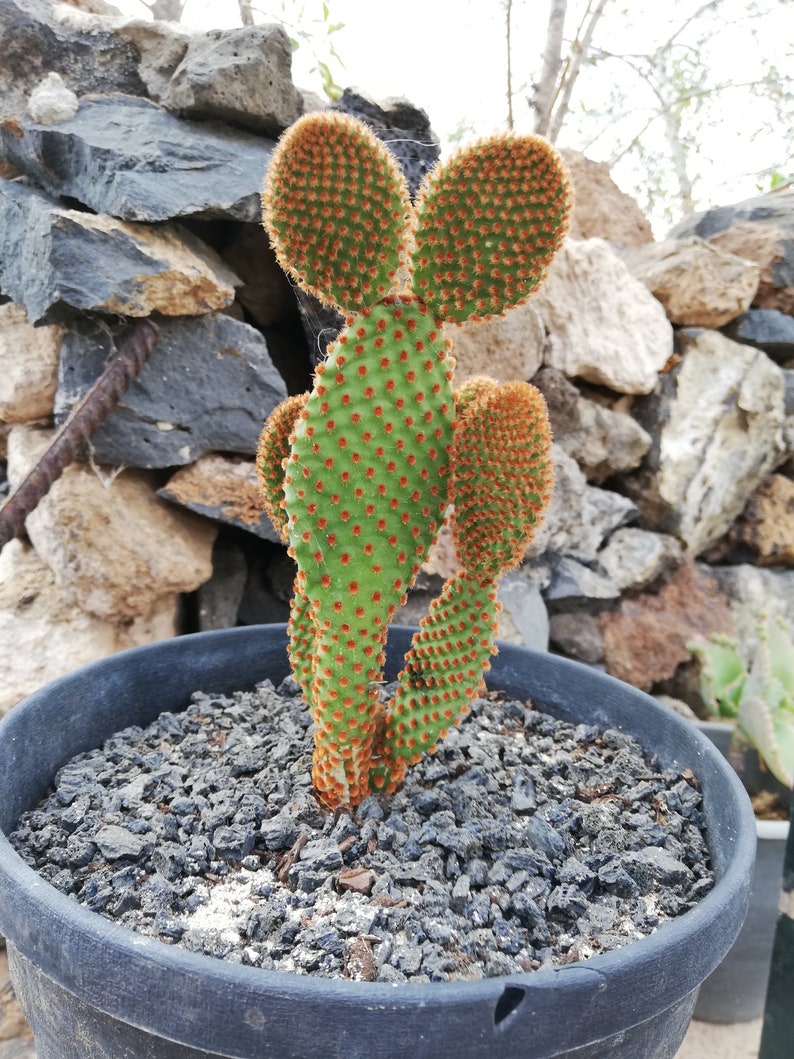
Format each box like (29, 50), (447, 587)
(534, 367), (651, 483)
(55, 314), (287, 468)
(529, 446), (638, 564)
(0, 0), (146, 122)
(0, 180), (238, 323)
(111, 18), (191, 101)
(196, 540), (248, 632)
(497, 575), (549, 651)
(236, 551), (295, 627)
(668, 188), (794, 240)
(625, 329), (787, 554)
(221, 224), (297, 327)
(723, 308), (794, 364)
(626, 847), (692, 888)
(212, 825), (255, 860)
(545, 558), (620, 613)
(597, 528), (684, 593)
(785, 369), (794, 456)
(0, 94), (276, 223)
(785, 370), (794, 415)
(300, 838), (343, 872)
(707, 563), (794, 652)
(0, 1038), (38, 1059)
(94, 824), (148, 860)
(163, 24), (303, 136)
(548, 612), (604, 665)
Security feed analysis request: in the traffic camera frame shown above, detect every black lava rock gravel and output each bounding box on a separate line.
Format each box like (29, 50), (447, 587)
(11, 679), (714, 983)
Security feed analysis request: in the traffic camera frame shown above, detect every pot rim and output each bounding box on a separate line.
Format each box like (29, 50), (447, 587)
(0, 624), (757, 1056)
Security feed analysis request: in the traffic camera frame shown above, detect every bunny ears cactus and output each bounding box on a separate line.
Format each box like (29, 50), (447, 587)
(258, 112), (571, 808)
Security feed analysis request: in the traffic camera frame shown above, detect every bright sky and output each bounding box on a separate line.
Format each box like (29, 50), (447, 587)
(111, 0), (791, 233)
(115, 0), (520, 144)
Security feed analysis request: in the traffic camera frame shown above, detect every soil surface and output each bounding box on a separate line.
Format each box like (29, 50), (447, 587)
(10, 679), (714, 983)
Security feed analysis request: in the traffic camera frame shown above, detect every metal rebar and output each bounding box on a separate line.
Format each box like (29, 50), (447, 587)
(0, 318), (160, 551)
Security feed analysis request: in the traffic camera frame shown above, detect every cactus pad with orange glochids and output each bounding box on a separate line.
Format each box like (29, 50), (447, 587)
(258, 111), (571, 808)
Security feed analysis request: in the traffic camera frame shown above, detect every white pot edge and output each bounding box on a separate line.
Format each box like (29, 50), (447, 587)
(756, 818), (789, 841)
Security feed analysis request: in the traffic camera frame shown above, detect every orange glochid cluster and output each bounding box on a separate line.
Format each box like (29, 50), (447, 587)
(262, 112), (411, 314)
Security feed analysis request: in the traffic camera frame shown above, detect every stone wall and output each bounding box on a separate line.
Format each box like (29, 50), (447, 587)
(1, 0), (793, 719)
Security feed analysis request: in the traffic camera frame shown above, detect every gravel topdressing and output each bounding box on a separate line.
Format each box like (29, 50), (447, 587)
(11, 678), (714, 983)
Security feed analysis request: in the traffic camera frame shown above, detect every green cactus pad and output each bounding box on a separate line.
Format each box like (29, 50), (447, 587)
(452, 378), (553, 579)
(736, 617), (794, 788)
(768, 614), (794, 700)
(411, 133), (572, 323)
(737, 684), (794, 789)
(257, 392), (308, 544)
(263, 112), (411, 314)
(286, 577), (317, 706)
(688, 635), (745, 719)
(380, 570), (499, 765)
(283, 295), (455, 805)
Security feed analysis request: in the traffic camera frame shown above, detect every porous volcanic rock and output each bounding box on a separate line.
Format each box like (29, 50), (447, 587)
(533, 239), (674, 395)
(0, 539), (176, 716)
(559, 149), (654, 247)
(710, 474), (794, 567)
(623, 238), (760, 328)
(0, 0), (146, 121)
(7, 425), (217, 622)
(163, 24), (303, 136)
(625, 329), (787, 554)
(159, 454), (282, 542)
(0, 302), (62, 423)
(669, 189), (794, 315)
(598, 560), (734, 691)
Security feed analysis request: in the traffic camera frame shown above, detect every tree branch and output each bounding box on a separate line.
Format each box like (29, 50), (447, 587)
(547, 0), (610, 142)
(532, 0), (568, 136)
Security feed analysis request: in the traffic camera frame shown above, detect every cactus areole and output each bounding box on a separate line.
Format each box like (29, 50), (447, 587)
(258, 112), (572, 808)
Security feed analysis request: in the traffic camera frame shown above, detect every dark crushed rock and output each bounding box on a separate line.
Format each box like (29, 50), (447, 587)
(11, 681), (714, 983)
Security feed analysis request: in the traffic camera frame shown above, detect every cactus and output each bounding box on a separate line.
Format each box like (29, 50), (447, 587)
(258, 111), (571, 808)
(689, 615), (794, 788)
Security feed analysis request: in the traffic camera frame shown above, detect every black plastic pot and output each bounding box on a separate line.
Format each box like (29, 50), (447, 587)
(0, 625), (755, 1059)
(694, 720), (790, 1024)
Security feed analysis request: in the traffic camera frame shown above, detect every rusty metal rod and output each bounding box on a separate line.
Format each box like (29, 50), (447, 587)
(0, 319), (160, 551)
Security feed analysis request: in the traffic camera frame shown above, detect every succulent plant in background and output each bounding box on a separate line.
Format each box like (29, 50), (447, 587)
(689, 615), (794, 788)
(257, 111), (572, 809)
